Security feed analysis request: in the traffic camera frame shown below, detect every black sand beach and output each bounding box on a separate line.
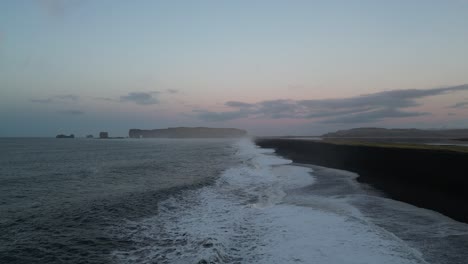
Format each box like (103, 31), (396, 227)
(255, 138), (468, 223)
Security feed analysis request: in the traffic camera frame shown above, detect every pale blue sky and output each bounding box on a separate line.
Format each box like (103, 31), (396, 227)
(1, 0), (468, 136)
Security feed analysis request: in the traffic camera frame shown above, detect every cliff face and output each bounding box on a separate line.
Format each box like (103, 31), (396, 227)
(255, 138), (468, 223)
(322, 127), (468, 138)
(129, 127), (247, 138)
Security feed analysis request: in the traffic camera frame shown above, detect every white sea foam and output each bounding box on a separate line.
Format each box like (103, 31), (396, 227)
(112, 138), (427, 264)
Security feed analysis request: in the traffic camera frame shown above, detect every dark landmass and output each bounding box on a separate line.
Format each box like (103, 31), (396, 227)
(56, 134), (74, 139)
(95, 132), (125, 139)
(129, 127), (247, 138)
(99, 132), (109, 139)
(86, 135), (93, 138)
(322, 127), (468, 142)
(255, 138), (468, 223)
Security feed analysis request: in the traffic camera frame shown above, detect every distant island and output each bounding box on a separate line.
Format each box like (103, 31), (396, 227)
(129, 127), (247, 138)
(56, 134), (74, 139)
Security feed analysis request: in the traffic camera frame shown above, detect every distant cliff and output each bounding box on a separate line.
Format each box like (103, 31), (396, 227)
(322, 127), (468, 138)
(129, 127), (247, 138)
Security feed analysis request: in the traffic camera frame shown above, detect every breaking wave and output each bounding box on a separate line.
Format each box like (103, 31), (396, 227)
(111, 139), (430, 264)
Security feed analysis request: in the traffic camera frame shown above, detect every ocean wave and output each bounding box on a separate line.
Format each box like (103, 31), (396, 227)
(111, 138), (430, 264)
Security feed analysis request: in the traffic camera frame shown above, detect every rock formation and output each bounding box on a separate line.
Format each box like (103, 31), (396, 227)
(99, 132), (109, 139)
(129, 127), (247, 138)
(56, 134), (74, 138)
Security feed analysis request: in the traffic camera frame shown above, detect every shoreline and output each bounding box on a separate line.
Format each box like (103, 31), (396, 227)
(255, 138), (468, 224)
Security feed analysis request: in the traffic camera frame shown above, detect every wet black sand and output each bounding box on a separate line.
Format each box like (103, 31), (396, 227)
(255, 138), (468, 223)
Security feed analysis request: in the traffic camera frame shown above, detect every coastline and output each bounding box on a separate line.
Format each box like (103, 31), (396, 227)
(255, 138), (468, 223)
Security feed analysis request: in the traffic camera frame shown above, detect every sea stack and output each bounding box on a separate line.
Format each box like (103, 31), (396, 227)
(99, 132), (109, 139)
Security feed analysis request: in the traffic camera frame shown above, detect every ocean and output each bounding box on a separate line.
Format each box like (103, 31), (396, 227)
(1, 138), (467, 264)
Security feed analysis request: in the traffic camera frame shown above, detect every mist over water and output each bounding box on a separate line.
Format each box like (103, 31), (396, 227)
(1, 138), (467, 263)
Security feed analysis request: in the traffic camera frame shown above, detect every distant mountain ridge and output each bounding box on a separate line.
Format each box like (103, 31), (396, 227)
(322, 127), (468, 138)
(129, 127), (247, 138)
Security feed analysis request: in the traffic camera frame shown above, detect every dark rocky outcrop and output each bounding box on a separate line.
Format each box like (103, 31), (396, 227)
(255, 138), (468, 223)
(99, 132), (109, 139)
(129, 127), (247, 138)
(56, 134), (74, 138)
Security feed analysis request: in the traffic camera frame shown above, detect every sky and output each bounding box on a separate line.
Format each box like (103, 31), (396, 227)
(1, 0), (468, 137)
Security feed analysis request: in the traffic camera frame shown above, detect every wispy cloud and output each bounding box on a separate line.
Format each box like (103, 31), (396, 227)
(39, 0), (83, 18)
(58, 109), (84, 115)
(320, 108), (429, 124)
(166, 89), (179, 94)
(196, 84), (468, 124)
(55, 94), (79, 101)
(31, 94), (80, 104)
(120, 92), (159, 105)
(31, 98), (54, 104)
(193, 109), (249, 122)
(450, 101), (468, 108)
(90, 89), (178, 105)
(225, 101), (255, 108)
(90, 96), (115, 102)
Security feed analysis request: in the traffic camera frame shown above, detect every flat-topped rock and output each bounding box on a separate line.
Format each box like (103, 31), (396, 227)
(129, 127), (247, 138)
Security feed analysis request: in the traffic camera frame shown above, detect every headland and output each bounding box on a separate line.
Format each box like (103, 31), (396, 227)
(129, 127), (247, 138)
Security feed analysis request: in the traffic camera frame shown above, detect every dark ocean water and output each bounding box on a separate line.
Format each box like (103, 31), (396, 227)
(1, 138), (468, 264)
(0, 138), (237, 263)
